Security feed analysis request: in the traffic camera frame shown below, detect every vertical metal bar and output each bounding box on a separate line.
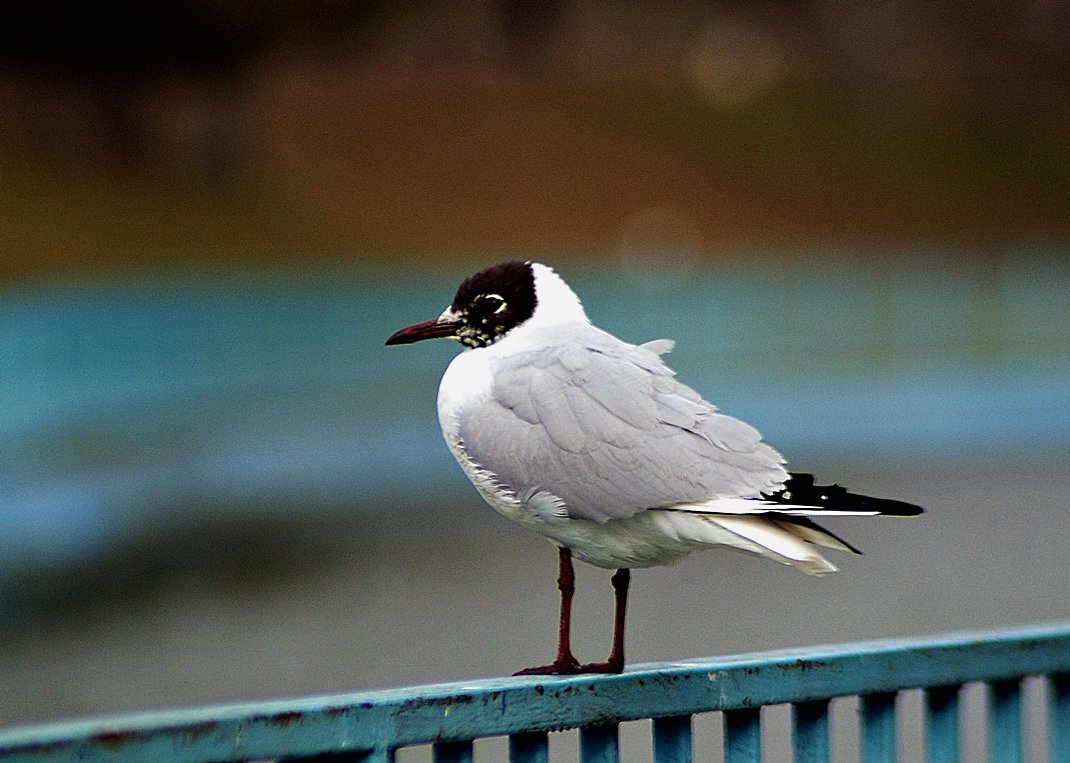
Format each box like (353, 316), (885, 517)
(988, 679), (1022, 763)
(652, 714), (692, 763)
(1050, 673), (1070, 763)
(792, 700), (830, 763)
(509, 731), (550, 763)
(724, 707), (761, 763)
(579, 723), (620, 763)
(860, 692), (896, 763)
(432, 740), (474, 763)
(924, 685), (960, 763)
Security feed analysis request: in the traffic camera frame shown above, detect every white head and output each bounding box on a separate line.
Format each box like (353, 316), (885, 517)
(385, 261), (588, 349)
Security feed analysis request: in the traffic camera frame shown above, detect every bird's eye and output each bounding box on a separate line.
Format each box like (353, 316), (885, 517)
(481, 294), (507, 314)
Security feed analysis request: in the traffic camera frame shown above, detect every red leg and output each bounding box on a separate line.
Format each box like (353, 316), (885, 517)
(580, 568), (629, 674)
(514, 547), (583, 675)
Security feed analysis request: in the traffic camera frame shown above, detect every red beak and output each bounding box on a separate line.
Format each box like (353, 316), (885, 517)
(385, 317), (462, 346)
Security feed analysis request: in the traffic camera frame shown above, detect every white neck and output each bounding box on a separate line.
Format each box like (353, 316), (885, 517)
(525, 263), (589, 329)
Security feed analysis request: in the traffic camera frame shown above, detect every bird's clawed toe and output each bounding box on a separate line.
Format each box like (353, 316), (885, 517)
(578, 657), (624, 674)
(513, 655), (624, 676)
(514, 656), (583, 676)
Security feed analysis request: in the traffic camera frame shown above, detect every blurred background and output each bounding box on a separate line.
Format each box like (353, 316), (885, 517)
(1, 0), (1068, 752)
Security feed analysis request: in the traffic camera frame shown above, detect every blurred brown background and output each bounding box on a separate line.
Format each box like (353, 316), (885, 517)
(2, 0), (1067, 282)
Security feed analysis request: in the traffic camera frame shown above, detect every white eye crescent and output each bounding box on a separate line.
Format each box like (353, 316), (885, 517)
(484, 293), (507, 314)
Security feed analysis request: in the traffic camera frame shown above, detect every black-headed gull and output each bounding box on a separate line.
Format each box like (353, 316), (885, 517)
(386, 261), (922, 675)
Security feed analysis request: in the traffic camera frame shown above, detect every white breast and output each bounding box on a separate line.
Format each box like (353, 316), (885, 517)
(436, 346), (538, 527)
(437, 343), (493, 430)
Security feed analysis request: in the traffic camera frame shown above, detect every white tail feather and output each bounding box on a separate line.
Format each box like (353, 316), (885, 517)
(652, 511), (837, 576)
(771, 519), (855, 553)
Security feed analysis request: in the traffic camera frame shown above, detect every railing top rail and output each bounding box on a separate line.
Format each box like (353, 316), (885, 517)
(3, 621), (1069, 762)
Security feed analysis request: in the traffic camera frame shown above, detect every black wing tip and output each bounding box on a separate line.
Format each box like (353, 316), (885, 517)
(764, 472), (925, 517)
(883, 500), (925, 517)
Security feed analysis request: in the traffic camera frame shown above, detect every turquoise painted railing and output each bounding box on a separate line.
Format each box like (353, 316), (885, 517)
(2, 622), (1068, 762)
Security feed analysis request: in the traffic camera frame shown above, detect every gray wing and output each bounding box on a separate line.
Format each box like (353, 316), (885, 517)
(457, 325), (787, 523)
